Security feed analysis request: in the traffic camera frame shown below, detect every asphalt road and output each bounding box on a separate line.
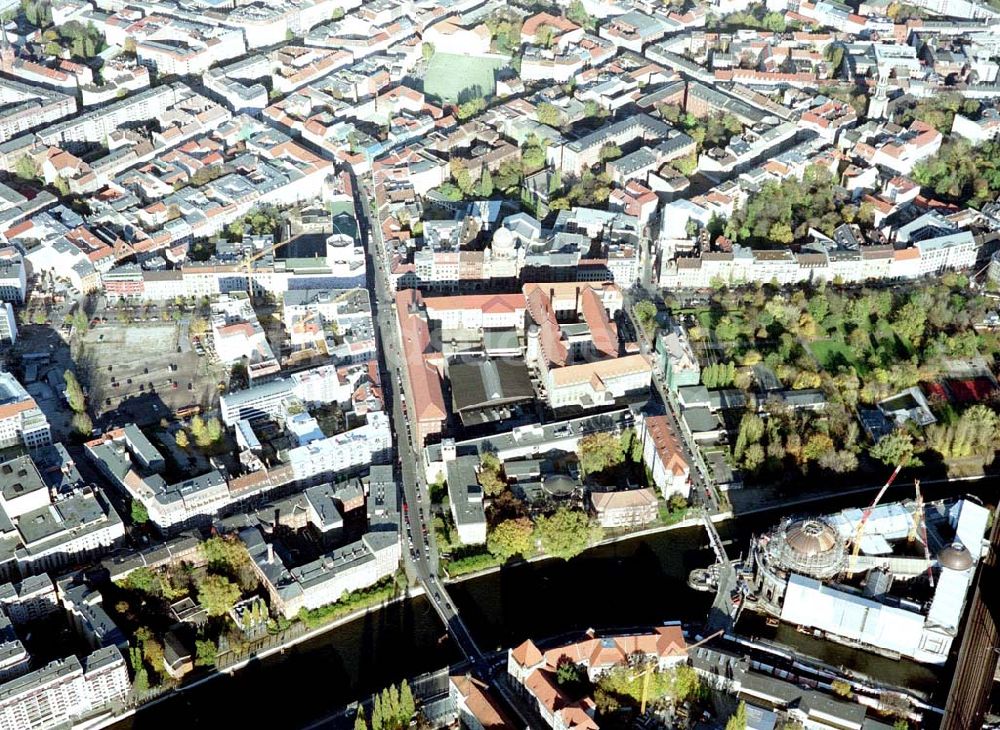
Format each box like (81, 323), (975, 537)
(353, 175), (485, 669)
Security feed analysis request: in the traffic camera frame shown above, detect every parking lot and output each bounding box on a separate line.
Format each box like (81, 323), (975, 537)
(78, 321), (227, 425)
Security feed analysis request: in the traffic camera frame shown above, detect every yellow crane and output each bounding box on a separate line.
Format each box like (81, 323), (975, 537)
(909, 479), (936, 588)
(846, 464), (903, 579)
(629, 629), (725, 715)
(243, 236), (299, 296)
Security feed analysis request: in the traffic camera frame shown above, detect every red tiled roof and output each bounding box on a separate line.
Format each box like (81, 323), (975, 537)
(580, 287), (617, 358)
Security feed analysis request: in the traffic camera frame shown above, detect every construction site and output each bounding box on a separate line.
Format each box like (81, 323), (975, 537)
(739, 472), (990, 666)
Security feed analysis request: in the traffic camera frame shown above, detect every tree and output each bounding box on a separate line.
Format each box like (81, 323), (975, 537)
(743, 443), (765, 472)
(761, 11), (786, 31)
(206, 416), (222, 443)
(354, 709), (369, 730)
(599, 143), (622, 162)
(726, 701), (748, 730)
(536, 102), (562, 128)
(130, 647), (149, 693)
(479, 167), (494, 198)
(175, 430), (189, 449)
(892, 300), (927, 346)
(452, 162), (475, 197)
(71, 411), (93, 436)
(869, 429), (915, 467)
(195, 639), (216, 668)
(578, 431), (624, 476)
(191, 415), (212, 447)
(802, 433), (834, 462)
(831, 679), (853, 698)
(567, 0), (595, 29)
(399, 681), (415, 726)
(819, 449), (858, 473)
(536, 23), (555, 47)
(131, 500), (149, 525)
(768, 221), (794, 244)
(825, 44), (845, 75)
(522, 139), (547, 174)
(64, 370), (85, 412)
(733, 413), (764, 460)
(487, 518), (534, 560)
(421, 42), (434, 62)
(200, 536), (252, 580)
(372, 694), (384, 730)
(633, 300), (657, 335)
(457, 97), (486, 121)
(477, 454), (506, 496)
(121, 567), (160, 596)
(477, 467), (505, 496)
(536, 508), (602, 560)
(596, 663), (700, 708)
(136, 628), (164, 674)
(197, 574), (241, 617)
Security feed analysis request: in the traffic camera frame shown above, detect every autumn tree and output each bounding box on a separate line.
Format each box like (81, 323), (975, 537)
(354, 710), (369, 730)
(71, 412), (93, 436)
(536, 508), (602, 560)
(487, 518), (534, 560)
(725, 701), (748, 730)
(197, 574), (240, 617)
(633, 300), (657, 335)
(536, 102), (562, 128)
(477, 453), (506, 496)
(578, 431), (625, 476)
(64, 370), (85, 412)
(869, 429), (916, 467)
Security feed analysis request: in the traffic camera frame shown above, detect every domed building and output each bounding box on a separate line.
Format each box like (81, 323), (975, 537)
(754, 517), (848, 612)
(765, 518), (847, 580)
(938, 542), (974, 572)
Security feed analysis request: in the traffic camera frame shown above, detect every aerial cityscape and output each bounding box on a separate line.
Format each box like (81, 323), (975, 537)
(0, 0), (996, 727)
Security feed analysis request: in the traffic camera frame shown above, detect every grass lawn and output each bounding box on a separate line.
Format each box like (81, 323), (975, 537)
(810, 338), (867, 374)
(423, 53), (506, 103)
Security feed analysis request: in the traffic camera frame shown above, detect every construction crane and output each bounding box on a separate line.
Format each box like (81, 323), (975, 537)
(243, 236), (298, 296)
(629, 629), (725, 715)
(846, 464), (903, 578)
(910, 479), (936, 588)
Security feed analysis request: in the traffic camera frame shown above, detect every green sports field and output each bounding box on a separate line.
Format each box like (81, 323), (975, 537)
(423, 53), (506, 103)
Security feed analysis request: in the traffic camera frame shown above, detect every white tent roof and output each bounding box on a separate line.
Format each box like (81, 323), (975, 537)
(926, 567), (974, 634)
(950, 499), (989, 561)
(781, 573), (924, 657)
(829, 503), (914, 542)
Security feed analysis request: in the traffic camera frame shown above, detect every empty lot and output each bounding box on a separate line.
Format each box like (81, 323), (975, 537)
(78, 322), (225, 424)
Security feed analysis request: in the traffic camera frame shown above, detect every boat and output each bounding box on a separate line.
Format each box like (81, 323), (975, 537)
(687, 564), (720, 592)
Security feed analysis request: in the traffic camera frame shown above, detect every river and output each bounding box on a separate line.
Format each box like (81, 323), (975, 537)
(112, 480), (994, 728)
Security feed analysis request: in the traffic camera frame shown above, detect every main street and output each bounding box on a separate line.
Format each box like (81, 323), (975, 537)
(352, 173), (487, 672)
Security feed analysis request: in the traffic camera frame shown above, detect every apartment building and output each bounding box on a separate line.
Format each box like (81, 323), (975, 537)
(0, 455), (124, 578)
(635, 413), (692, 499)
(0, 373), (50, 451)
(0, 647), (129, 730)
(287, 412), (391, 485)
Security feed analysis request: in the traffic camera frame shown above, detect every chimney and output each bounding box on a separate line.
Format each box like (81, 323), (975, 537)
(266, 543), (274, 563)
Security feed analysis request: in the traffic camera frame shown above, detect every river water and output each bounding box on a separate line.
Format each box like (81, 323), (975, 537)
(112, 479), (994, 728)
